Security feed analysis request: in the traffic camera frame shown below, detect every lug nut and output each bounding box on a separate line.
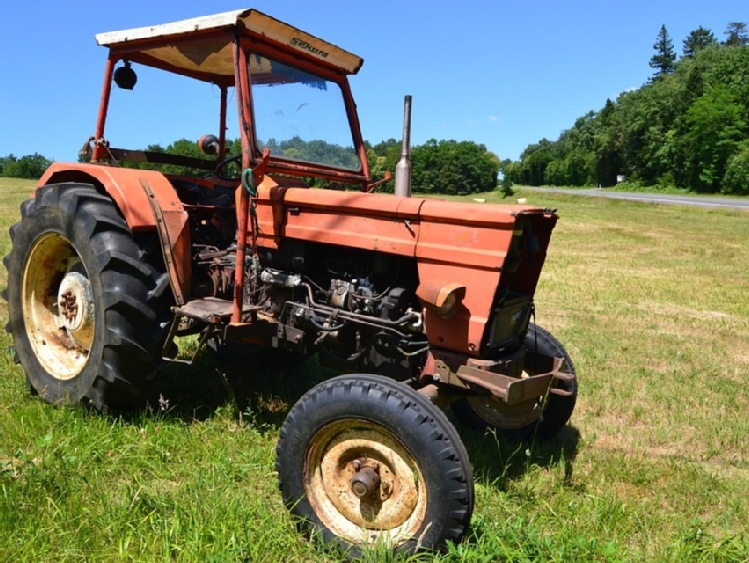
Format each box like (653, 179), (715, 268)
(59, 291), (79, 321)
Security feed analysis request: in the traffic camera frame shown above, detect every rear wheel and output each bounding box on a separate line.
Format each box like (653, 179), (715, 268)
(276, 373), (474, 554)
(452, 323), (578, 441)
(4, 183), (173, 409)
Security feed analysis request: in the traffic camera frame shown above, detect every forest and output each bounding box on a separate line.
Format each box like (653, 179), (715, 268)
(2, 23), (747, 195)
(504, 23), (749, 194)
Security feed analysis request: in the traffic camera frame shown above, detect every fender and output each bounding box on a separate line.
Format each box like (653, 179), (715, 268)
(38, 162), (191, 304)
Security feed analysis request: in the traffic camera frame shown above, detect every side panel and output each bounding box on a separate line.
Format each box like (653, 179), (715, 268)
(416, 262), (501, 354)
(278, 188), (423, 256)
(416, 199), (516, 354)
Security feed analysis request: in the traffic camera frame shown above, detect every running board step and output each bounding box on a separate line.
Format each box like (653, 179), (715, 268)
(172, 297), (260, 323)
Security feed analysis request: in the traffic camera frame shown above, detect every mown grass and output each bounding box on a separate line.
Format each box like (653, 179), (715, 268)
(1, 177), (748, 561)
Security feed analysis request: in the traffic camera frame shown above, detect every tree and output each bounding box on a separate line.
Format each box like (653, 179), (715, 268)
(510, 37), (749, 192)
(722, 143), (749, 195)
(411, 139), (498, 194)
(684, 85), (747, 192)
(366, 138), (399, 191)
(499, 175), (514, 198)
(2, 153), (51, 179)
(683, 26), (717, 57)
(724, 22), (748, 46)
(649, 24), (677, 81)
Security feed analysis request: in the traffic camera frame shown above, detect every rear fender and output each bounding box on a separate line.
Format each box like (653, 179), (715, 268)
(38, 163), (191, 303)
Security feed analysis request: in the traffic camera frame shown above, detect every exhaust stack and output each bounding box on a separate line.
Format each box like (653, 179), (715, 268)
(394, 95), (412, 198)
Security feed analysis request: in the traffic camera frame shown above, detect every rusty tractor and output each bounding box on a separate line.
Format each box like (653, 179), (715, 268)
(4, 9), (577, 554)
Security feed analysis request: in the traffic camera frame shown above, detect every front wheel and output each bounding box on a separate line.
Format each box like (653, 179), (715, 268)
(276, 374), (474, 554)
(4, 183), (173, 409)
(451, 323), (578, 441)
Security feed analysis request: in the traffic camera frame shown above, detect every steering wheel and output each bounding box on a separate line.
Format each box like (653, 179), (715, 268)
(214, 153), (242, 181)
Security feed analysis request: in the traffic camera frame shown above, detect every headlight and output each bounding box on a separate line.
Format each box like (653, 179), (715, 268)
(416, 281), (466, 319)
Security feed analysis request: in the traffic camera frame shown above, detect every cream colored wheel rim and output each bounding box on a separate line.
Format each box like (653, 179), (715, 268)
(22, 232), (93, 380)
(305, 419), (428, 548)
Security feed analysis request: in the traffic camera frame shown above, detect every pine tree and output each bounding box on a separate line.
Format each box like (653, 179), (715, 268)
(649, 24), (677, 81)
(724, 22), (748, 46)
(683, 26), (717, 57)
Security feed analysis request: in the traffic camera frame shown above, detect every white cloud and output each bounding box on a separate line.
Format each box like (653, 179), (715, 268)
(466, 115), (500, 126)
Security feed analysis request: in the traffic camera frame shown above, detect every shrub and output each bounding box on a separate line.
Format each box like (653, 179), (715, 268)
(722, 144), (749, 195)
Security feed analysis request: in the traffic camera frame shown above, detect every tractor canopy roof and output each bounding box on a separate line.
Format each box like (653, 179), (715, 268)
(96, 9), (363, 84)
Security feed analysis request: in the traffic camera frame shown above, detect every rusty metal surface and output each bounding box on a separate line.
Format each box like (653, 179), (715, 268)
(39, 164), (185, 229)
(141, 180), (186, 306)
(466, 355), (524, 377)
(280, 188), (422, 256)
(304, 419), (427, 547)
(22, 232), (91, 380)
(461, 355), (563, 405)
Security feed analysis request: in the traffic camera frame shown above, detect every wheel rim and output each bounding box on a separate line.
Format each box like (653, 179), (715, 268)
(304, 419), (428, 548)
(22, 232), (94, 380)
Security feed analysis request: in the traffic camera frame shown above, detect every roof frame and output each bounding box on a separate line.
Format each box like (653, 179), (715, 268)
(97, 9), (363, 84)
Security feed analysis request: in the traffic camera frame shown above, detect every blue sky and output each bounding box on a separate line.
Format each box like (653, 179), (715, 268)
(0, 1), (744, 163)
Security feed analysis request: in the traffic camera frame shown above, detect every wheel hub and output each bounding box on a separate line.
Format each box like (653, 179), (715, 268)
(57, 271), (95, 347)
(350, 459), (383, 499)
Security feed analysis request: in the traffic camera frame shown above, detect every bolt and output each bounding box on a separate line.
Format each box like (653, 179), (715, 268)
(60, 291), (78, 321)
(381, 481), (392, 497)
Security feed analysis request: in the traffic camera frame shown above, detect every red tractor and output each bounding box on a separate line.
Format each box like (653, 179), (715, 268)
(4, 9), (577, 554)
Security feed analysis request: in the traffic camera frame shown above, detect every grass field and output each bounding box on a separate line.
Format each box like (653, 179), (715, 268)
(1, 177), (748, 561)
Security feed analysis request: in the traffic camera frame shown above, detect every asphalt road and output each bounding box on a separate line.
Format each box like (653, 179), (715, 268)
(520, 186), (749, 210)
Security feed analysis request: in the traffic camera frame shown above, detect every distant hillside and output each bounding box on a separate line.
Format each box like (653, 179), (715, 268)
(506, 41), (749, 194)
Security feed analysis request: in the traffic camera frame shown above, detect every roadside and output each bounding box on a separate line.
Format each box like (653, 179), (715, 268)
(519, 186), (749, 210)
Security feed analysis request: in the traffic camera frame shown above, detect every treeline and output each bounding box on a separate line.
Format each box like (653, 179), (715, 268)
(0, 153), (51, 180)
(117, 136), (499, 194)
(1, 137), (500, 195)
(367, 138), (498, 194)
(505, 23), (749, 194)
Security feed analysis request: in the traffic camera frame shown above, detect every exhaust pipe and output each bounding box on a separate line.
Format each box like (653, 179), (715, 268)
(394, 95), (412, 198)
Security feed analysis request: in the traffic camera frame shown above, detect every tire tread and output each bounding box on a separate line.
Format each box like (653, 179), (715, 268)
(276, 373), (474, 553)
(3, 182), (173, 409)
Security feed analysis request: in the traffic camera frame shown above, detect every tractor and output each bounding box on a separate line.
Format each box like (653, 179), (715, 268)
(4, 9), (577, 554)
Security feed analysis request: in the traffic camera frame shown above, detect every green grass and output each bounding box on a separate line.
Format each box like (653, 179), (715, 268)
(2, 178), (749, 561)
